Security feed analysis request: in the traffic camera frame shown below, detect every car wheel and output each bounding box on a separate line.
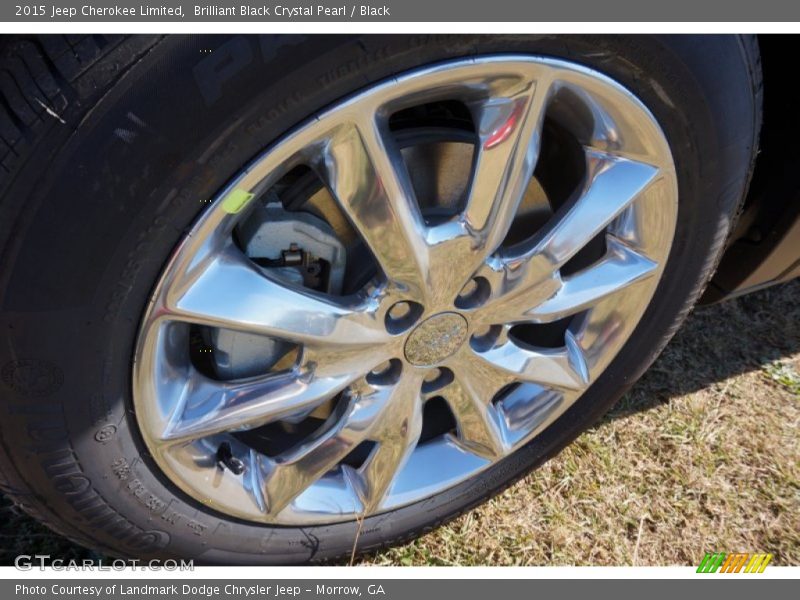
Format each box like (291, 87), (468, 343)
(0, 34), (761, 563)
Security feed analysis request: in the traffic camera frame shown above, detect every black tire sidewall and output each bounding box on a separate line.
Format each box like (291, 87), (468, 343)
(0, 35), (758, 563)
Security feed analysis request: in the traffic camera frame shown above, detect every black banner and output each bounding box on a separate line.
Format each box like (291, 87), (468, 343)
(4, 1), (800, 22)
(4, 579), (797, 600)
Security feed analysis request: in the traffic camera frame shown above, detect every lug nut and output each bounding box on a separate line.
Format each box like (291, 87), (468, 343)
(388, 301), (411, 320)
(456, 277), (489, 309)
(367, 358), (403, 386)
(472, 324), (493, 339)
(470, 324), (502, 351)
(459, 279), (478, 299)
(371, 360), (393, 377)
(384, 300), (423, 334)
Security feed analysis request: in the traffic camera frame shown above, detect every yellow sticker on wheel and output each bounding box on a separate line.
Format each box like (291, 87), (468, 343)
(221, 189), (255, 214)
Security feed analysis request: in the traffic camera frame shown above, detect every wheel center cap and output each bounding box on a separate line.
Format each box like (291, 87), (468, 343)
(404, 312), (468, 366)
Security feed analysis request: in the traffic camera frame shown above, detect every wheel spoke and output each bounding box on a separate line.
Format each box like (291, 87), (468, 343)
(160, 367), (358, 443)
(474, 332), (589, 392)
(528, 237), (657, 322)
(317, 119), (429, 296)
(463, 73), (552, 257)
(162, 244), (386, 347)
(424, 73), (553, 304)
(435, 346), (516, 459)
(501, 236), (659, 324)
(530, 153), (660, 269)
(445, 344), (518, 404)
(256, 387), (390, 515)
(475, 152), (660, 322)
(352, 371), (424, 511)
(441, 377), (507, 460)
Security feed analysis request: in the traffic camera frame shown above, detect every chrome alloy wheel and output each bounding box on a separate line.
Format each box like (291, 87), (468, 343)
(133, 56), (678, 525)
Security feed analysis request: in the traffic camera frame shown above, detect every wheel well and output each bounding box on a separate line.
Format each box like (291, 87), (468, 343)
(702, 35), (800, 302)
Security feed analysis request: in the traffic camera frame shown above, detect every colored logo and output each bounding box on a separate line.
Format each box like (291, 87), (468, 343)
(697, 552), (773, 573)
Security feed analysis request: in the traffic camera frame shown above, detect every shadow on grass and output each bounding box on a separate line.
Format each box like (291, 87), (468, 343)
(607, 279), (800, 421)
(1, 279), (798, 565)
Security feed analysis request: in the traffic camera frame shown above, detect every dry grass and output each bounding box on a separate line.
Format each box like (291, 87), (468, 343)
(1, 281), (798, 567)
(360, 280), (800, 566)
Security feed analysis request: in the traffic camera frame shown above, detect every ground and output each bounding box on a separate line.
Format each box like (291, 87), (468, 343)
(1, 280), (798, 567)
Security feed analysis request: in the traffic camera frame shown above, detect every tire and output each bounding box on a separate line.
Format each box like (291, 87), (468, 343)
(0, 34), (761, 564)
